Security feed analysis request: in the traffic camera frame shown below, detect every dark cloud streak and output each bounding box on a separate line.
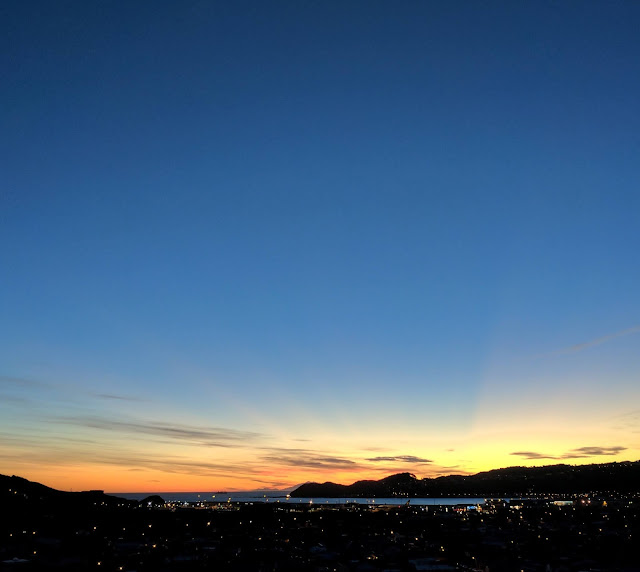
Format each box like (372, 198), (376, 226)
(366, 455), (432, 464)
(93, 393), (145, 402)
(0, 375), (49, 388)
(54, 415), (264, 447)
(261, 452), (358, 470)
(511, 446), (627, 460)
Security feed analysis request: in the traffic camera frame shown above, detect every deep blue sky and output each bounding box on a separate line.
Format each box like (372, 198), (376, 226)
(1, 1), (639, 490)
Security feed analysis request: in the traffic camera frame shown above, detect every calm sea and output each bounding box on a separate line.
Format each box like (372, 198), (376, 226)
(113, 492), (487, 506)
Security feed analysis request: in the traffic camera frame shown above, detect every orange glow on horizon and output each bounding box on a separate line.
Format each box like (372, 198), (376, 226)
(10, 448), (636, 494)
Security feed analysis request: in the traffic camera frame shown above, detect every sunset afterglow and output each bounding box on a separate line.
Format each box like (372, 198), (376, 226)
(2, 1), (639, 493)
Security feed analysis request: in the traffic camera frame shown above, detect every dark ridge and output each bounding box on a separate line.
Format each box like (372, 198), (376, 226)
(0, 473), (136, 510)
(290, 460), (640, 497)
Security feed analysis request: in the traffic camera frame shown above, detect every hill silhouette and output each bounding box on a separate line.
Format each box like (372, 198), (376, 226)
(0, 474), (135, 511)
(290, 460), (640, 497)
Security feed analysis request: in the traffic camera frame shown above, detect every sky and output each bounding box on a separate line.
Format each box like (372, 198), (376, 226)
(1, 0), (639, 493)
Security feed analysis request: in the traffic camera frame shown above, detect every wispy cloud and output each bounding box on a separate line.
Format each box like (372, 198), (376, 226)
(366, 455), (432, 464)
(261, 451), (358, 470)
(608, 409), (640, 434)
(0, 444), (263, 480)
(511, 445), (627, 460)
(510, 451), (557, 460)
(571, 446), (627, 456)
(551, 326), (640, 355)
(0, 433), (101, 448)
(54, 415), (264, 447)
(93, 393), (145, 402)
(0, 394), (30, 404)
(432, 466), (472, 477)
(2, 375), (144, 403)
(112, 455), (261, 479)
(0, 375), (49, 388)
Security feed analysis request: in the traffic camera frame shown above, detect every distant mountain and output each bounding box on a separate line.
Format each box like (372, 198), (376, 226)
(290, 461), (640, 497)
(140, 494), (165, 506)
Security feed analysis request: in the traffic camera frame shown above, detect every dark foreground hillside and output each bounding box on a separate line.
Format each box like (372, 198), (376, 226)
(1, 474), (640, 571)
